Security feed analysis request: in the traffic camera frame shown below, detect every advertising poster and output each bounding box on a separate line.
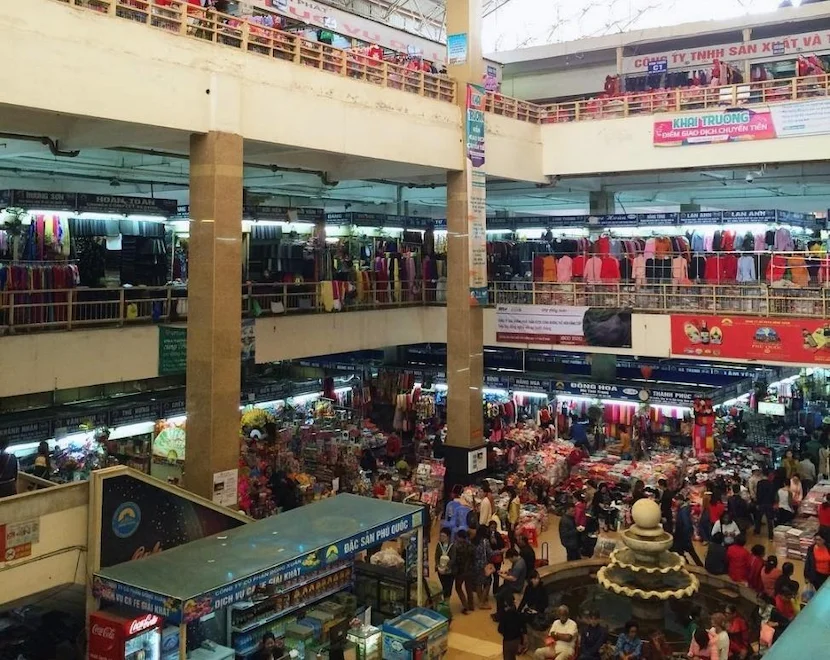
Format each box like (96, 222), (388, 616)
(446, 33), (468, 65)
(158, 326), (187, 376)
(99, 474), (245, 568)
(465, 84), (488, 306)
(654, 98), (830, 147)
(212, 468), (239, 507)
(670, 314), (830, 365)
(496, 305), (632, 348)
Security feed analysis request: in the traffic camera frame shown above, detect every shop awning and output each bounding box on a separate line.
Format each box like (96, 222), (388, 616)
(92, 494), (423, 623)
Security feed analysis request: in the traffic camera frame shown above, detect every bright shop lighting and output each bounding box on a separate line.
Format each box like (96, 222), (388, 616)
(557, 394), (690, 414)
(483, 388), (508, 396)
(109, 421), (156, 440)
(513, 391), (549, 399)
(486, 229), (512, 235)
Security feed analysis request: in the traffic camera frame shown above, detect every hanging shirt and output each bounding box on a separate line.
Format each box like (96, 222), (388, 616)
(572, 254), (586, 278)
(631, 255), (647, 285)
(584, 256), (603, 283)
(672, 256), (690, 284)
(736, 255), (757, 282)
(600, 256), (621, 282)
(557, 255), (573, 283)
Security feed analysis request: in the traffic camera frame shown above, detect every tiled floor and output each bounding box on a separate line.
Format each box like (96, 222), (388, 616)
(436, 513), (807, 659)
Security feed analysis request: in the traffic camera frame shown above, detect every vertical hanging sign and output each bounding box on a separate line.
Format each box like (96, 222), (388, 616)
(466, 83), (488, 306)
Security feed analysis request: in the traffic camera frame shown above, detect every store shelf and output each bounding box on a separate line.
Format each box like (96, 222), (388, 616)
(235, 631), (286, 657)
(231, 562), (350, 614)
(231, 582), (348, 634)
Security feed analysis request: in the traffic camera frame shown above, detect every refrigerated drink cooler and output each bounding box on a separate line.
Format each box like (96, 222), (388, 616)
(89, 611), (163, 660)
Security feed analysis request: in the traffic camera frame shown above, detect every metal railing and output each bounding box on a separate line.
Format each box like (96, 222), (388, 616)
(491, 280), (829, 318)
(55, 0), (456, 103)
(2, 278), (830, 334)
(539, 73), (830, 123)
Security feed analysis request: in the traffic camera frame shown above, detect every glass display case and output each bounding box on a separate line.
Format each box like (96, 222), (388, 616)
(380, 608), (448, 660)
(353, 563), (414, 625)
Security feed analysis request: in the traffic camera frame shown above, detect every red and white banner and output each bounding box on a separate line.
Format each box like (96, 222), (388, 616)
(671, 314), (830, 365)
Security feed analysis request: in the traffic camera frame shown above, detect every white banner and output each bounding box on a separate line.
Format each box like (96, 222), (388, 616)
(623, 30), (830, 74)
(496, 304), (589, 343)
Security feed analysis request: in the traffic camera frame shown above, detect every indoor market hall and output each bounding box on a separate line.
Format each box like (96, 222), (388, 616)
(2, 0), (830, 659)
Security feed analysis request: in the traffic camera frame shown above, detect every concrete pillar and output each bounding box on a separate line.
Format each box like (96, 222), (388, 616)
(680, 203), (701, 213)
(185, 132), (243, 503)
(589, 191), (614, 215)
(444, 0), (486, 487)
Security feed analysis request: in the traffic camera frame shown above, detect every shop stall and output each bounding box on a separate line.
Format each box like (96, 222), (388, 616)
(91, 494), (427, 660)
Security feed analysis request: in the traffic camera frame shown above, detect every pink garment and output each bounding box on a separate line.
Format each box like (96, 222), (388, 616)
(584, 256), (603, 283)
(672, 256), (690, 284)
(631, 255), (647, 285)
(643, 237), (657, 260)
(754, 233), (766, 252)
(557, 255), (573, 283)
(703, 234), (714, 251)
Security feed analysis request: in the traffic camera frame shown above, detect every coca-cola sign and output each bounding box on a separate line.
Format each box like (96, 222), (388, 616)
(91, 624), (116, 640)
(127, 613), (159, 636)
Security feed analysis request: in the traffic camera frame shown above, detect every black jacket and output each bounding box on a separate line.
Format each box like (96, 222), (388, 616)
(579, 624), (608, 660)
(559, 514), (580, 551)
(756, 479), (776, 507)
(705, 542), (727, 575)
(518, 582), (548, 613)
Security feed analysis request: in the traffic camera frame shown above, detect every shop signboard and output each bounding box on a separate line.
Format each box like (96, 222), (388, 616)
(99, 473), (245, 568)
(466, 84), (488, 306)
(512, 377), (551, 393)
(496, 305), (632, 348)
(654, 99), (830, 147)
(623, 30), (830, 74)
(76, 193), (177, 217)
(722, 210), (777, 222)
(158, 325), (187, 376)
(670, 314), (830, 365)
(0, 189), (77, 211)
(680, 211), (723, 223)
(552, 381), (697, 407)
(198, 509), (422, 615)
(0, 419), (54, 444)
(55, 410), (109, 436)
(483, 374), (510, 390)
(108, 403), (158, 428)
(92, 576), (180, 619)
(159, 397), (187, 418)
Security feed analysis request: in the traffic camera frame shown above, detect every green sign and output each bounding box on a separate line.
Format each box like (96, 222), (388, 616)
(158, 326), (187, 376)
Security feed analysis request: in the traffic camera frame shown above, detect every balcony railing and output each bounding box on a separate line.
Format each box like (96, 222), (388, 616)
(538, 73), (830, 123)
(2, 279), (829, 334)
(55, 0), (456, 103)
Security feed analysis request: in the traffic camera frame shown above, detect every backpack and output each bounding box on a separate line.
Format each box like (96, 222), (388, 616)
(437, 542), (453, 575)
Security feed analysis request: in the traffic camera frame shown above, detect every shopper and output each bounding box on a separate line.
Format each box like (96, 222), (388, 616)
(0, 438), (18, 498)
(727, 484), (750, 532)
(577, 610), (607, 660)
(592, 482), (616, 531)
(819, 493), (830, 537)
(559, 502), (581, 562)
(434, 527), (456, 600)
(683, 605), (702, 646)
(805, 531), (830, 590)
(754, 471), (777, 540)
(630, 480), (646, 505)
(774, 584), (796, 621)
(798, 454), (817, 493)
(517, 533), (536, 571)
(687, 627), (716, 659)
(704, 533), (727, 576)
(747, 544), (766, 594)
(574, 492), (588, 528)
(474, 525), (493, 609)
(506, 486), (521, 548)
(498, 592), (527, 660)
(32, 441), (51, 480)
(774, 562), (797, 598)
(726, 535), (750, 584)
(479, 482), (495, 526)
(725, 604), (749, 659)
(534, 606), (578, 660)
(776, 478), (794, 525)
(711, 513), (740, 546)
(709, 613), (729, 660)
(760, 556), (783, 598)
(489, 520), (506, 593)
(258, 632), (279, 660)
(789, 474), (804, 510)
(672, 494), (703, 566)
(782, 450), (799, 480)
(454, 529), (476, 614)
(613, 621), (642, 659)
(493, 548), (527, 622)
(518, 570), (548, 629)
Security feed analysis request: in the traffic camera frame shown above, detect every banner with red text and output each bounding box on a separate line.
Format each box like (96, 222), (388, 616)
(654, 99), (830, 147)
(670, 315), (830, 365)
(496, 305), (632, 347)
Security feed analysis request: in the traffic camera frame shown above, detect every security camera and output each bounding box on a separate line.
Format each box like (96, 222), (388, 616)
(745, 173), (754, 184)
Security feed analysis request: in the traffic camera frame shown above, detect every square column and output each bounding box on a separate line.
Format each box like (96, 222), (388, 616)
(185, 132), (244, 503)
(444, 0), (487, 486)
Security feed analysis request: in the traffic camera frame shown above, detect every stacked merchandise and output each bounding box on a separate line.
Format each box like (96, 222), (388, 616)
(801, 481), (830, 516)
(570, 451), (686, 491)
(410, 459), (445, 518)
(773, 520), (819, 561)
(517, 441), (573, 487)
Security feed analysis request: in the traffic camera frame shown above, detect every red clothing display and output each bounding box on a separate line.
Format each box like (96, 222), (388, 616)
(721, 254), (738, 281)
(704, 256), (722, 283)
(726, 544), (750, 583)
(572, 255), (586, 278)
(766, 255), (786, 282)
(600, 255), (621, 282)
(595, 235), (611, 255)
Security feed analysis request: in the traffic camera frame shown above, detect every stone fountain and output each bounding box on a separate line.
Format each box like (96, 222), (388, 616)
(597, 498), (699, 623)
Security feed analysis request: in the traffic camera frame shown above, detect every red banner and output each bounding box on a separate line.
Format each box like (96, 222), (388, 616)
(670, 315), (830, 365)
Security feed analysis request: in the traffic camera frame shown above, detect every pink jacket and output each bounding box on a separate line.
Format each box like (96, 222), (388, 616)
(584, 256), (603, 283)
(557, 255), (573, 283)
